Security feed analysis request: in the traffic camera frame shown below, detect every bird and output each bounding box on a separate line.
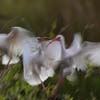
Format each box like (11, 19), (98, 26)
(46, 34), (82, 98)
(23, 36), (62, 86)
(0, 26), (62, 87)
(49, 34), (100, 74)
(1, 26), (33, 65)
(0, 26), (62, 86)
(48, 34), (82, 81)
(2, 36), (49, 65)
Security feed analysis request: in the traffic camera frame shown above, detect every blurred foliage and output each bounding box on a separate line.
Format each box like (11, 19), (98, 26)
(0, 0), (100, 100)
(1, 63), (100, 100)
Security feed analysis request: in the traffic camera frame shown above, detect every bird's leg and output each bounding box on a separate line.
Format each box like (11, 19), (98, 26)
(39, 76), (47, 90)
(36, 73), (46, 90)
(5, 57), (12, 68)
(37, 70), (46, 90)
(49, 67), (65, 99)
(48, 74), (65, 100)
(34, 66), (46, 90)
(49, 59), (73, 99)
(0, 58), (13, 82)
(0, 58), (12, 78)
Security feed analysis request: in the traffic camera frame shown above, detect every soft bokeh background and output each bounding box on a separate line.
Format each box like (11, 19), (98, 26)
(0, 0), (100, 100)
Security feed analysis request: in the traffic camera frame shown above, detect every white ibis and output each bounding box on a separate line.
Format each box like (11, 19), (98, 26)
(47, 34), (82, 98)
(23, 36), (62, 86)
(0, 27), (62, 86)
(50, 34), (100, 72)
(1, 26), (33, 65)
(49, 34), (82, 58)
(48, 34), (82, 81)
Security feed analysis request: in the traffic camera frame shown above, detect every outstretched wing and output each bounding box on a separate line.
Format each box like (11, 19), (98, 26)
(22, 38), (55, 86)
(66, 34), (82, 57)
(8, 26), (33, 57)
(73, 41), (100, 71)
(1, 27), (34, 65)
(83, 42), (100, 66)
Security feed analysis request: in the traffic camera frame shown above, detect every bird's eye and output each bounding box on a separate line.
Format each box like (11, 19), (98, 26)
(56, 37), (61, 41)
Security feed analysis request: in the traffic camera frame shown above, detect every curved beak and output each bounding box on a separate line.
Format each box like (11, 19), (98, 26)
(47, 37), (61, 46)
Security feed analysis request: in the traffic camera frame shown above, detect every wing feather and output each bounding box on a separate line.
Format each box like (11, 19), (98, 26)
(22, 38), (55, 86)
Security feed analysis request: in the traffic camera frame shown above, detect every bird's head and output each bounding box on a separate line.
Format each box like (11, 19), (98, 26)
(8, 26), (33, 41)
(37, 37), (49, 42)
(47, 35), (64, 46)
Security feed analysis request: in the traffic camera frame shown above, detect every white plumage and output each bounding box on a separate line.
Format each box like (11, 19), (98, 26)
(23, 37), (62, 85)
(48, 34), (82, 81)
(1, 26), (33, 65)
(73, 41), (100, 71)
(1, 26), (100, 86)
(52, 34), (100, 74)
(0, 27), (62, 86)
(2, 55), (19, 65)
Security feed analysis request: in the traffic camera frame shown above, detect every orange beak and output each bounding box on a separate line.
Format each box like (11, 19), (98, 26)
(47, 37), (61, 46)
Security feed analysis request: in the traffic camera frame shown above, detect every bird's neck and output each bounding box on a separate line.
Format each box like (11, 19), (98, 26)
(60, 39), (67, 58)
(61, 39), (66, 51)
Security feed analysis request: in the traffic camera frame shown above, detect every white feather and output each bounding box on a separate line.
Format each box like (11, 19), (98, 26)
(44, 40), (62, 69)
(22, 38), (60, 86)
(2, 55), (19, 65)
(66, 34), (82, 57)
(73, 41), (100, 71)
(0, 27), (33, 65)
